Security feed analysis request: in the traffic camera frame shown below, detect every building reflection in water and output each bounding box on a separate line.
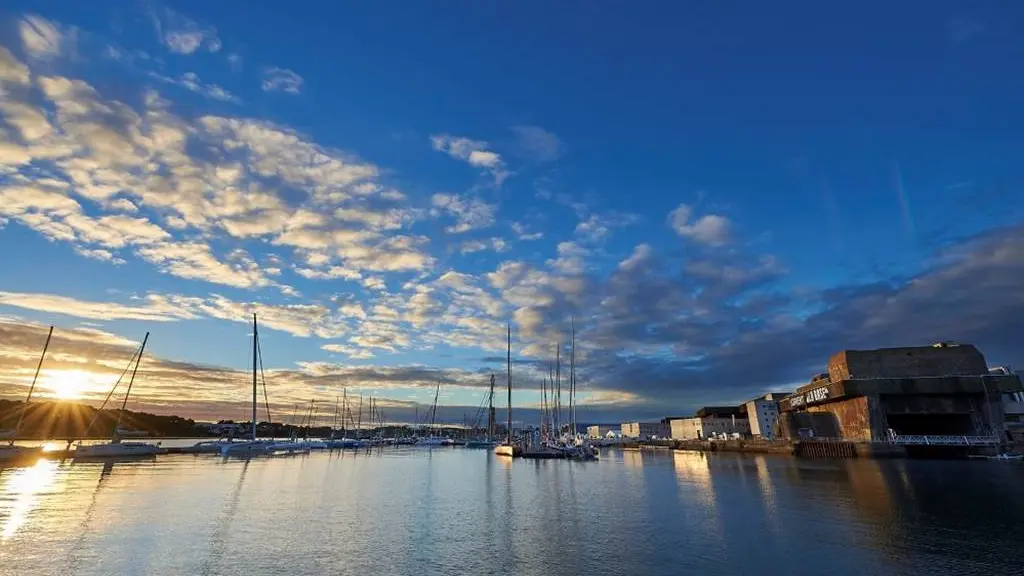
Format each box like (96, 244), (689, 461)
(752, 455), (783, 535)
(671, 450), (724, 548)
(0, 459), (61, 540)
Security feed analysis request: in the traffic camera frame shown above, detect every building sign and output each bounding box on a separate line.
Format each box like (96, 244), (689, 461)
(806, 386), (830, 403)
(782, 385), (834, 411)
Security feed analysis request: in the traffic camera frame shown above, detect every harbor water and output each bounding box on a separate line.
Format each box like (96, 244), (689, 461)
(1, 445), (1023, 575)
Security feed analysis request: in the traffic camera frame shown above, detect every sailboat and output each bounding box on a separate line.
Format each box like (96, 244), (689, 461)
(465, 374), (498, 448)
(495, 324), (521, 457)
(547, 318), (597, 460)
(417, 380), (450, 446)
(0, 326), (54, 463)
(75, 333), (165, 458)
(220, 314), (308, 457)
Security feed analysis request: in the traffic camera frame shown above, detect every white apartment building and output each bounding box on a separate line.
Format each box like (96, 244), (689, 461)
(620, 421), (669, 439)
(586, 425), (618, 439)
(745, 393), (784, 439)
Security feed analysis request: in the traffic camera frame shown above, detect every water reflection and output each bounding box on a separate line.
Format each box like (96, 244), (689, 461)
(200, 460), (250, 576)
(0, 458), (60, 540)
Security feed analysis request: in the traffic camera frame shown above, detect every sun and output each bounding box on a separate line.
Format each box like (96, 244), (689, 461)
(44, 370), (92, 400)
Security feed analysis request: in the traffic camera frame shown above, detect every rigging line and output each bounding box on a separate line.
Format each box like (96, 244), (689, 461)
(78, 340), (142, 441)
(256, 333), (272, 424)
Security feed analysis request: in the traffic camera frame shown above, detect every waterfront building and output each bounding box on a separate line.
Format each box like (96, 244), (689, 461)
(586, 425), (618, 438)
(993, 367), (1024, 442)
(778, 343), (1024, 443)
(669, 407), (751, 440)
(620, 421), (669, 439)
(744, 394), (785, 439)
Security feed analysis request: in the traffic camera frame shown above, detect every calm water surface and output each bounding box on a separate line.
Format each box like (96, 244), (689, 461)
(1, 445), (1023, 576)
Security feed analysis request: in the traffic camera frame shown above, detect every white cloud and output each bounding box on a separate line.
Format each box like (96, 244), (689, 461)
(460, 237), (509, 254)
(511, 125), (562, 162)
(511, 221), (543, 241)
(262, 67), (303, 94)
(668, 203), (731, 246)
(19, 16), (63, 60)
(321, 343), (375, 359)
(0, 291), (192, 322)
(149, 72), (240, 103)
(432, 193), (496, 234)
(152, 8), (221, 55)
(430, 134), (510, 185)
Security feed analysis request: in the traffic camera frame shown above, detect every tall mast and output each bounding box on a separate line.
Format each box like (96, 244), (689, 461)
(342, 388), (348, 435)
(506, 324), (512, 443)
(540, 375), (548, 440)
(357, 393), (363, 432)
(114, 332), (149, 441)
(431, 380), (441, 434)
(333, 395), (340, 437)
(555, 342), (561, 434)
(12, 326), (53, 443)
(487, 374), (496, 440)
(252, 313), (258, 441)
(570, 315), (576, 435)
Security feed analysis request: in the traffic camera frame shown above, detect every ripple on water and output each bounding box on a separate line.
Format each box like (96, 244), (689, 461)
(1, 449), (1023, 576)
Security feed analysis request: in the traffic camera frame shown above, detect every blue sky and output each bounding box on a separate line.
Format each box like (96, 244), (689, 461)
(0, 1), (1022, 424)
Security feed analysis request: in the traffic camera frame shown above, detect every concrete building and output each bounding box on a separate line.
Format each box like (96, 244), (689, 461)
(669, 407), (751, 440)
(778, 343), (1024, 443)
(620, 421), (669, 439)
(586, 425), (618, 439)
(745, 393), (785, 439)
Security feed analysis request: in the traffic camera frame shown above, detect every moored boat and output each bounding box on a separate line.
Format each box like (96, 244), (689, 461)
(74, 332), (161, 460)
(1, 326), (53, 464)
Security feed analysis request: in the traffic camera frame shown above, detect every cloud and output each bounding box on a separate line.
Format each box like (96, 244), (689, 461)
(0, 290), (352, 339)
(430, 134), (510, 185)
(262, 67), (303, 94)
(511, 221), (543, 241)
(151, 8), (221, 55)
(511, 125), (562, 162)
(0, 46), (432, 287)
(148, 72), (240, 103)
(0, 292), (193, 322)
(431, 193), (496, 234)
(459, 238), (508, 255)
(668, 203), (731, 246)
(574, 211), (639, 243)
(19, 15), (64, 60)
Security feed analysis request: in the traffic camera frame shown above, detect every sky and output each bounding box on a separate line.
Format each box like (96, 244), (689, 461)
(0, 1), (1023, 426)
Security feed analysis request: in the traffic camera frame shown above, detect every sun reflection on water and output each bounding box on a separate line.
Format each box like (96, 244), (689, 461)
(1, 459), (60, 540)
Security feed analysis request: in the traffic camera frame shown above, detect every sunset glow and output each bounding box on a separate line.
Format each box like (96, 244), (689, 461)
(43, 370), (93, 401)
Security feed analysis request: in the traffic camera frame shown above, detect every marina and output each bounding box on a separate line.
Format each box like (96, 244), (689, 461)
(2, 445), (1023, 575)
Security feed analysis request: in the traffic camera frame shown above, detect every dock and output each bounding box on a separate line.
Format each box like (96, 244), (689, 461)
(520, 449), (569, 459)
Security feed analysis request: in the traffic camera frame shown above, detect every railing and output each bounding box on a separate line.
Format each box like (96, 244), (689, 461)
(887, 434), (999, 446)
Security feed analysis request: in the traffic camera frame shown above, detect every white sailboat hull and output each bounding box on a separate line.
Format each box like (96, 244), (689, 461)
(75, 442), (163, 458)
(0, 445), (43, 462)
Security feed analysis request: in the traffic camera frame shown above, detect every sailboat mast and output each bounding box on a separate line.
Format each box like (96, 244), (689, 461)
(506, 324), (512, 443)
(13, 325), (53, 442)
(430, 380), (440, 434)
(342, 389), (348, 435)
(555, 343), (561, 434)
(252, 313), (258, 442)
(570, 315), (576, 435)
(487, 374), (496, 439)
(357, 393), (363, 432)
(114, 332), (149, 439)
